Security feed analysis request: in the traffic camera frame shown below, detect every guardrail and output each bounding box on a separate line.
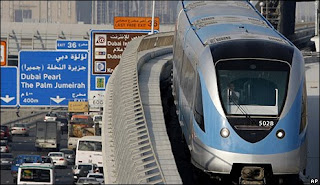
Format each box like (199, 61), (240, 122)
(1, 111), (46, 127)
(1, 107), (65, 126)
(295, 22), (315, 30)
(290, 26), (315, 48)
(102, 32), (174, 184)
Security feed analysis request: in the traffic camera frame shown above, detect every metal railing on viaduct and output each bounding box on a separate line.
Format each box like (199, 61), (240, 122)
(102, 32), (174, 184)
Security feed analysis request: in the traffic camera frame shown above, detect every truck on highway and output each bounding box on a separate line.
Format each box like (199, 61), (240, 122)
(92, 114), (103, 136)
(17, 163), (55, 185)
(35, 121), (61, 151)
(75, 136), (103, 169)
(67, 115), (95, 150)
(11, 155), (42, 183)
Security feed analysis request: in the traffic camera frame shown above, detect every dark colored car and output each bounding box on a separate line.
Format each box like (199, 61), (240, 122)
(73, 163), (99, 182)
(0, 125), (12, 142)
(11, 154), (42, 182)
(41, 156), (54, 165)
(56, 118), (68, 134)
(0, 130), (5, 139)
(56, 112), (68, 119)
(0, 153), (14, 169)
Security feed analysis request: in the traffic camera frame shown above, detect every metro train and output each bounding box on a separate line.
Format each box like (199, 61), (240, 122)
(172, 1), (307, 184)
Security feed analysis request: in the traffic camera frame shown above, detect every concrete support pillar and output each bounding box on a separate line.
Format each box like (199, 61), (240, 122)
(315, 1), (319, 36)
(278, 1), (296, 37)
(311, 1), (320, 52)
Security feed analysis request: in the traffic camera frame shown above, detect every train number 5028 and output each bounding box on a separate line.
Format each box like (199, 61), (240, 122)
(259, 120), (274, 127)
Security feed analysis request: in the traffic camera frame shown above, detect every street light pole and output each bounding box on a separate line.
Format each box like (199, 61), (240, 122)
(151, 0), (155, 35)
(259, 2), (265, 16)
(316, 1), (319, 36)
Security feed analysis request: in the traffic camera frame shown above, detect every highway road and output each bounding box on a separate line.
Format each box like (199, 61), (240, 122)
(0, 119), (74, 185)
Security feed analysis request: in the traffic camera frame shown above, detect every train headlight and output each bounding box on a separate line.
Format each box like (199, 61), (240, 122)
(220, 128), (230, 138)
(276, 129), (285, 139)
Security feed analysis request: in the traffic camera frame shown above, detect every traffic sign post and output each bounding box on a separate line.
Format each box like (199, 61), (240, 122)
(19, 51), (89, 106)
(1, 41), (7, 66)
(1, 67), (18, 107)
(90, 30), (150, 92)
(56, 40), (89, 50)
(88, 91), (105, 111)
(114, 17), (160, 30)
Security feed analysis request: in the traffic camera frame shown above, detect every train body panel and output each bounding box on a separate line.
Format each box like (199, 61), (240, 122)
(173, 0), (308, 179)
(191, 133), (307, 174)
(181, 1), (290, 46)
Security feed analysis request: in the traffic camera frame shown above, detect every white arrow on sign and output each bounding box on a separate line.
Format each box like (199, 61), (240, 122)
(0, 95), (15, 103)
(50, 96), (66, 104)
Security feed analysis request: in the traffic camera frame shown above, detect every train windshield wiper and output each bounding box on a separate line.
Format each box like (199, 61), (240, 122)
(229, 96), (256, 125)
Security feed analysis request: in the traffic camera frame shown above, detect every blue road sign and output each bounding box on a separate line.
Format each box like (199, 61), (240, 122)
(0, 67), (18, 107)
(19, 51), (88, 106)
(56, 40), (89, 50)
(90, 30), (151, 91)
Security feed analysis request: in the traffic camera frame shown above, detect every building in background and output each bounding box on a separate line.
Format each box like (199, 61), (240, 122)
(1, 1), (178, 25)
(1, 1), (77, 24)
(296, 2), (315, 23)
(76, 1), (92, 24)
(1, 1), (316, 25)
(92, 1), (178, 25)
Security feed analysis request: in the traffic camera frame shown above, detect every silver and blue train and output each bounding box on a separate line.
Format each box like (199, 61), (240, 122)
(172, 1), (307, 184)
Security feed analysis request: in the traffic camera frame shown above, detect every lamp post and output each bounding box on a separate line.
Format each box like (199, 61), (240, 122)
(259, 1), (265, 16)
(316, 1), (319, 36)
(150, 0), (155, 35)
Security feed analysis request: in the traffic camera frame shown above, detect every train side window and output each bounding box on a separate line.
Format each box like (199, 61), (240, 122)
(194, 74), (205, 132)
(174, 37), (183, 77)
(181, 55), (195, 105)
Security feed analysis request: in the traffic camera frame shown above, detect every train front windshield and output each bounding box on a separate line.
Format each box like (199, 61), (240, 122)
(216, 59), (290, 116)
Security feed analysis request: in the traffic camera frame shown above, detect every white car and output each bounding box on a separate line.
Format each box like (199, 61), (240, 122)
(87, 173), (104, 184)
(48, 152), (67, 168)
(0, 140), (11, 153)
(44, 112), (58, 122)
(11, 123), (29, 136)
(76, 177), (100, 185)
(60, 148), (75, 164)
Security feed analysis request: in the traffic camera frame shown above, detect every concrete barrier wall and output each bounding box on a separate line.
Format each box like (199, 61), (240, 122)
(102, 32), (175, 184)
(1, 108), (47, 126)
